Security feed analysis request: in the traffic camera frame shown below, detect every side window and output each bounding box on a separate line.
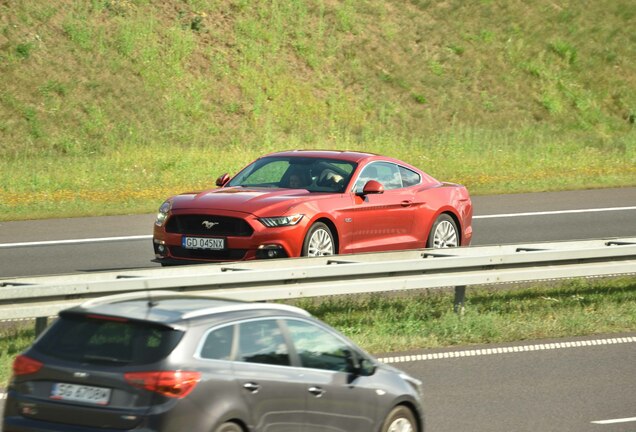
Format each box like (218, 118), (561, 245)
(285, 320), (353, 372)
(355, 162), (402, 192)
(200, 325), (234, 360)
(380, 163), (402, 190)
(237, 320), (290, 366)
(399, 166), (421, 187)
(354, 164), (379, 193)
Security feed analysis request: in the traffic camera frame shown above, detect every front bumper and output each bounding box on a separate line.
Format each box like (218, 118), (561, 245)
(153, 211), (308, 263)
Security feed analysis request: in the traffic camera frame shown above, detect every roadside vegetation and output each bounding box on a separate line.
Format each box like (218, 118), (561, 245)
(1, 0), (635, 221)
(297, 277), (636, 353)
(2, 277), (635, 385)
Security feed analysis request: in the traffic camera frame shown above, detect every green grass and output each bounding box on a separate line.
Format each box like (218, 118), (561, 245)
(1, 127), (634, 221)
(0, 321), (35, 387)
(1, 0), (635, 220)
(1, 277), (635, 386)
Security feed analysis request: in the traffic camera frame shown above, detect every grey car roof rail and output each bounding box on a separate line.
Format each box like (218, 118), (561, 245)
(79, 290), (190, 309)
(78, 290), (311, 320)
(181, 302), (312, 320)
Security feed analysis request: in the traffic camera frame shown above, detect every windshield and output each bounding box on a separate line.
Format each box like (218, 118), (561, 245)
(227, 156), (357, 193)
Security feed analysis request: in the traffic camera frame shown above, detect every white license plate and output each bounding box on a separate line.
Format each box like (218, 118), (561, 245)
(182, 236), (225, 250)
(51, 383), (111, 405)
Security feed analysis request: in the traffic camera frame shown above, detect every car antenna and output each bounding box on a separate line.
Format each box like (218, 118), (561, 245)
(146, 289), (158, 309)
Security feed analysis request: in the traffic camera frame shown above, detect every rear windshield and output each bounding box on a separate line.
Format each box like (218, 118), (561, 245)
(34, 314), (184, 365)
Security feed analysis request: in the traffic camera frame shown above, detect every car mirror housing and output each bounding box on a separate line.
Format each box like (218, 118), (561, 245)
(344, 350), (376, 379)
(359, 180), (384, 196)
(216, 173), (231, 187)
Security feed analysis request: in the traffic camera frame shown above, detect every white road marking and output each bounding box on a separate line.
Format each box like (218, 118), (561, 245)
(473, 206), (636, 219)
(0, 235), (152, 248)
(591, 417), (636, 425)
(1, 206), (635, 248)
(377, 336), (636, 364)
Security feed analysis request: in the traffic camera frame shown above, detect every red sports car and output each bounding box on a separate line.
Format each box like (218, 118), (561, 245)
(153, 150), (472, 264)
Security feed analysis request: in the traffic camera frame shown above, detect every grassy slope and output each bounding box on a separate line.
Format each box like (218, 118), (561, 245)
(0, 0), (635, 220)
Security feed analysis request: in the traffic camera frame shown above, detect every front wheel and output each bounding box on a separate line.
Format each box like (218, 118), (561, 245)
(381, 406), (418, 432)
(427, 214), (459, 248)
(302, 222), (335, 256)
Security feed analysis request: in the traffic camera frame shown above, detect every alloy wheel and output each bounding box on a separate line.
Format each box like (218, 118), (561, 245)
(387, 417), (414, 432)
(432, 219), (458, 248)
(307, 228), (334, 256)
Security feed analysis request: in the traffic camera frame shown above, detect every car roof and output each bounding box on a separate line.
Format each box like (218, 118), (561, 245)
(263, 149), (378, 163)
(64, 291), (311, 327)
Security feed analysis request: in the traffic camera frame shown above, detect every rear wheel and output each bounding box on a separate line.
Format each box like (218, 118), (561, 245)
(427, 214), (459, 248)
(302, 222), (335, 256)
(381, 406), (418, 432)
(214, 422), (243, 432)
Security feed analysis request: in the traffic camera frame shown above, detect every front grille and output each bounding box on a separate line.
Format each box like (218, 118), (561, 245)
(166, 215), (254, 237)
(170, 247), (248, 260)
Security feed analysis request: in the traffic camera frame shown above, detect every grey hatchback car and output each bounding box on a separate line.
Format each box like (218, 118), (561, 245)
(3, 291), (424, 432)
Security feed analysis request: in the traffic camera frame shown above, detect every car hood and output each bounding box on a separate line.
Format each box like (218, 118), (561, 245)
(170, 187), (326, 216)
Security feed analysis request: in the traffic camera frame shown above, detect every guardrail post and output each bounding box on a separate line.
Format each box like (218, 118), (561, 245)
(35, 317), (48, 336)
(454, 286), (466, 314)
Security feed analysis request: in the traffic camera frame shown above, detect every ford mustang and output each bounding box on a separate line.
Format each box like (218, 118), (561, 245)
(153, 150), (472, 264)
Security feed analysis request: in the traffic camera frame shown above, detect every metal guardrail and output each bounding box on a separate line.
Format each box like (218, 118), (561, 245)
(1, 237), (635, 322)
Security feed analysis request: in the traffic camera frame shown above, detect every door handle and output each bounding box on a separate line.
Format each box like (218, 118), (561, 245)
(401, 200), (412, 207)
(243, 382), (261, 393)
(308, 386), (325, 397)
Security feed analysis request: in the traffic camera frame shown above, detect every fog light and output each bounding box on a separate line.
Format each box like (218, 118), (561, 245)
(256, 244), (288, 259)
(154, 240), (167, 258)
(20, 404), (38, 415)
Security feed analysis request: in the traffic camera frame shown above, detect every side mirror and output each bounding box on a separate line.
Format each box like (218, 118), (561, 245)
(344, 350), (376, 378)
(216, 173), (231, 187)
(359, 180), (384, 196)
(359, 358), (377, 376)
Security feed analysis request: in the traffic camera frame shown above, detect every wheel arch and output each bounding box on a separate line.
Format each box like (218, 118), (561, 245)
(306, 216), (340, 254)
(378, 401), (425, 432)
(443, 209), (462, 245)
(401, 401), (425, 432)
(426, 208), (462, 247)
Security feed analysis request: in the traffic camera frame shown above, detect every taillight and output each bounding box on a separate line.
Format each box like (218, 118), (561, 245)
(13, 355), (43, 376)
(124, 371), (201, 398)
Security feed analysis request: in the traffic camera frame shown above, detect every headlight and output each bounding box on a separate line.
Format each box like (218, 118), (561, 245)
(258, 214), (304, 227)
(155, 201), (172, 227)
(400, 373), (424, 396)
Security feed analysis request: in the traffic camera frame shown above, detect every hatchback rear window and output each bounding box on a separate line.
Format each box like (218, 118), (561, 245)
(34, 314), (184, 365)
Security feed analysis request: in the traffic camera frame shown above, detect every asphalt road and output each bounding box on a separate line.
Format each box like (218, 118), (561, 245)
(382, 333), (636, 432)
(1, 187), (635, 278)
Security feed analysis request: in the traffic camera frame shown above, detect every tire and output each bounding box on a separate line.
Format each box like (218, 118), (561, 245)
(381, 406), (418, 432)
(214, 422), (243, 432)
(426, 214), (459, 248)
(302, 222), (335, 256)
